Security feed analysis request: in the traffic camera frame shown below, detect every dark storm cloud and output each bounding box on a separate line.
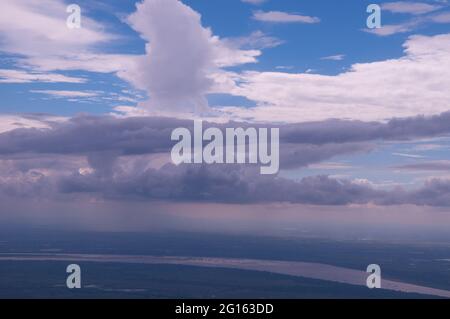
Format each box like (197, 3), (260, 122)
(0, 114), (373, 170)
(0, 116), (185, 155)
(2, 153), (450, 207)
(2, 111), (450, 156)
(281, 111), (450, 144)
(54, 163), (450, 207)
(56, 163), (380, 205)
(407, 179), (450, 207)
(279, 143), (371, 169)
(2, 111), (450, 207)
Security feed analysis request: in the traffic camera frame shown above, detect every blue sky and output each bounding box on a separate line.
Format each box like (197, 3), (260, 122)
(1, 0), (450, 222)
(1, 0), (449, 115)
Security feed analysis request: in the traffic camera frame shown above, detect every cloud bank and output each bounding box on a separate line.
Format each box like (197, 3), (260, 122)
(1, 112), (450, 206)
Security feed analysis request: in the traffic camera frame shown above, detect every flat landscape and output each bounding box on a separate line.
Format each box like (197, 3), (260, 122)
(1, 229), (449, 299)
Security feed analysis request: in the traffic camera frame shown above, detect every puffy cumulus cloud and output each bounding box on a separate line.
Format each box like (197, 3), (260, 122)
(123, 0), (260, 114)
(0, 0), (258, 107)
(56, 164), (380, 205)
(408, 178), (450, 206)
(4, 156), (450, 208)
(0, 153), (86, 198)
(219, 33), (450, 122)
(2, 0), (448, 124)
(125, 0), (215, 114)
(0, 150), (391, 205)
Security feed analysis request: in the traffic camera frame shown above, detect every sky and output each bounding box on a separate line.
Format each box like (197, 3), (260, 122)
(0, 0), (450, 238)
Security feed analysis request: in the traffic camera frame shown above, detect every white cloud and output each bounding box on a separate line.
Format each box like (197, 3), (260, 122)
(214, 33), (450, 123)
(252, 11), (320, 24)
(0, 114), (67, 133)
(366, 4), (450, 36)
(223, 31), (284, 50)
(382, 2), (442, 15)
(431, 11), (450, 22)
(2, 0), (448, 126)
(321, 54), (345, 61)
(0, 69), (86, 83)
(241, 0), (267, 5)
(22, 53), (137, 74)
(124, 0), (217, 114)
(123, 0), (260, 114)
(392, 152), (426, 159)
(0, 0), (258, 114)
(0, 0), (129, 83)
(0, 0), (112, 56)
(30, 90), (101, 98)
(275, 66), (294, 70)
(364, 20), (421, 36)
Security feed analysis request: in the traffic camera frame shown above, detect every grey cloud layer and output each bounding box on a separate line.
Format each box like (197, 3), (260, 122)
(0, 115), (372, 170)
(4, 111), (450, 154)
(281, 111), (450, 144)
(2, 112), (450, 206)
